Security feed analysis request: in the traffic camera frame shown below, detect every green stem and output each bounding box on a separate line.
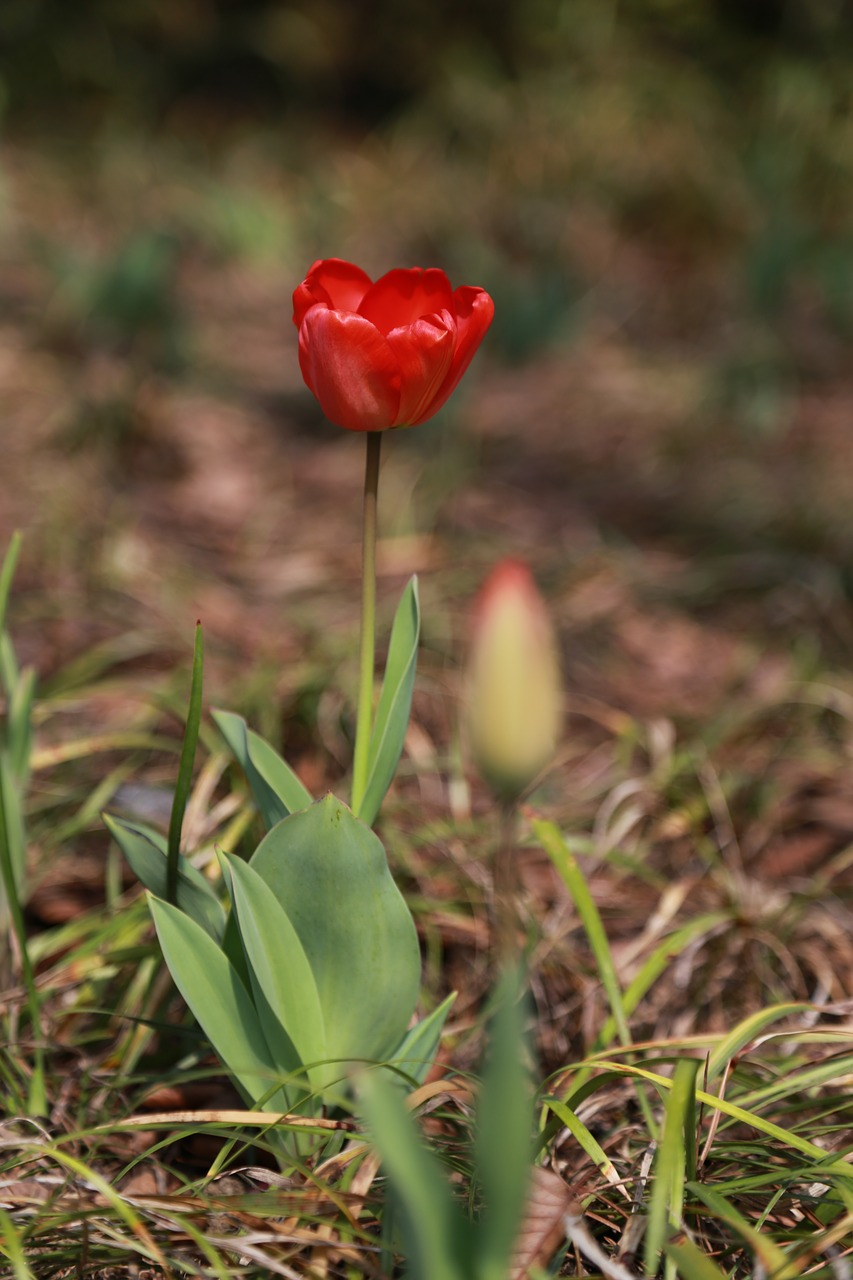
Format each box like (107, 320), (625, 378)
(351, 430), (382, 814)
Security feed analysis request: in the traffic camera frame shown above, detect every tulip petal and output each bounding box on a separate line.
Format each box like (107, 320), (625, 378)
(410, 286), (494, 425)
(292, 259), (373, 326)
(358, 268), (454, 336)
(298, 308), (401, 431)
(385, 312), (455, 426)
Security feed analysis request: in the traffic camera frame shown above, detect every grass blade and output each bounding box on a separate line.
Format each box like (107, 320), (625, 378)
(644, 1058), (700, 1278)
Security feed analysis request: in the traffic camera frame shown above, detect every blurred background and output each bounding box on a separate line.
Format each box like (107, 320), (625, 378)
(2, 0), (853, 715)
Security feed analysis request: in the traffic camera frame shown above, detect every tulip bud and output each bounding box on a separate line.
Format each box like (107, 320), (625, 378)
(467, 559), (562, 799)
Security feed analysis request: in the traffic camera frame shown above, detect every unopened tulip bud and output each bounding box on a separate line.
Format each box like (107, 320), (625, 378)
(467, 559), (562, 799)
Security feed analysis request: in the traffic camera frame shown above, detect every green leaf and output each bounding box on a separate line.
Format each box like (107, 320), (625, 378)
(7, 666), (35, 783)
(0, 533), (22, 651)
(0, 754), (26, 910)
(541, 1096), (620, 1187)
(475, 966), (533, 1280)
(356, 576), (420, 827)
(707, 1002), (811, 1082)
(250, 795), (420, 1070)
(167, 622), (204, 904)
(645, 1058), (700, 1280)
(148, 894), (289, 1111)
(105, 814), (226, 942)
(662, 1236), (731, 1280)
(359, 1072), (467, 1280)
(687, 1184), (799, 1279)
(213, 708), (312, 828)
(385, 992), (456, 1088)
(219, 851), (327, 1093)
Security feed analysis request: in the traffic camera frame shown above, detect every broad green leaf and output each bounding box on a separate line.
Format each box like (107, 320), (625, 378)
(359, 1072), (468, 1280)
(213, 708), (312, 828)
(148, 894), (289, 1111)
(475, 966), (532, 1280)
(220, 851), (327, 1092)
(355, 576), (420, 826)
(385, 992), (456, 1088)
(167, 622), (204, 904)
(250, 795), (420, 1069)
(105, 814), (225, 942)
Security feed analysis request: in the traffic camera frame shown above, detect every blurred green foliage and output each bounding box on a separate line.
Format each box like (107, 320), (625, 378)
(3, 0), (853, 130)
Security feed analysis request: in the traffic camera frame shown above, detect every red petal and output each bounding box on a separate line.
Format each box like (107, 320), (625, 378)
(410, 286), (494, 424)
(357, 268), (453, 336)
(298, 309), (401, 431)
(386, 312), (455, 426)
(292, 259), (373, 326)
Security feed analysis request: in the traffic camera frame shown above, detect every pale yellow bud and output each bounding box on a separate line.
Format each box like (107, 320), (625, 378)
(467, 559), (562, 798)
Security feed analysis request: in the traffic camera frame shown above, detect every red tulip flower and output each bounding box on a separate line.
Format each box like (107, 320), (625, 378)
(293, 258), (494, 432)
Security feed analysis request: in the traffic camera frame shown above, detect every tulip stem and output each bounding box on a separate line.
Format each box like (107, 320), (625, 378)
(494, 801), (522, 963)
(352, 430), (382, 814)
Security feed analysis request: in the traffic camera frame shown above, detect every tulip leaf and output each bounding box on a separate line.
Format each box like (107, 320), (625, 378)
(105, 813), (225, 942)
(212, 709), (312, 828)
(250, 795), (420, 1071)
(385, 991), (456, 1088)
(166, 622), (204, 904)
(219, 851), (327, 1094)
(148, 894), (289, 1111)
(356, 575), (420, 827)
(359, 1071), (470, 1280)
(0, 754), (26, 927)
(475, 966), (533, 1280)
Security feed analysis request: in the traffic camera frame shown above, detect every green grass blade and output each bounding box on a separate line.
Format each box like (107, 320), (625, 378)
(591, 1059), (853, 1177)
(213, 707), (312, 826)
(593, 913), (731, 1052)
(166, 621), (204, 904)
(534, 819), (631, 1048)
(356, 575), (420, 826)
(541, 1096), (622, 1188)
(0, 753), (45, 1115)
(7, 666), (35, 783)
(0, 1205), (36, 1279)
(0, 531), (22, 646)
(688, 1184), (799, 1278)
(534, 818), (658, 1136)
(706, 1003), (811, 1081)
(644, 1058), (700, 1279)
(663, 1235), (731, 1280)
